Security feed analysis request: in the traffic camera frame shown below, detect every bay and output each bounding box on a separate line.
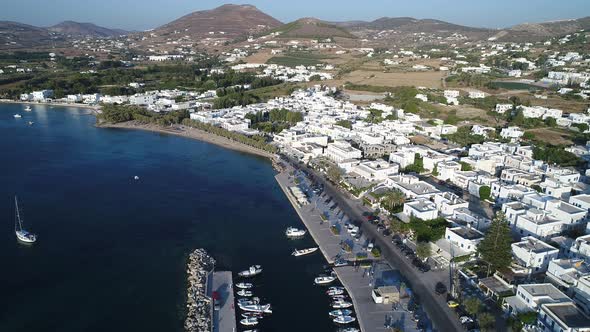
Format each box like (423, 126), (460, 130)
(0, 103), (333, 332)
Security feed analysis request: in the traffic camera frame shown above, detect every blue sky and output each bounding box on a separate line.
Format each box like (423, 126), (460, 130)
(3, 0), (590, 31)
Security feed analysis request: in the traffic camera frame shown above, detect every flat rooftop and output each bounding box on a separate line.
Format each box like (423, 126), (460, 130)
(514, 238), (557, 254)
(450, 227), (484, 240)
(543, 302), (590, 328)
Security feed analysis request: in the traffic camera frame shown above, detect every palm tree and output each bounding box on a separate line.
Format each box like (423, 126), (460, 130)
(381, 189), (406, 213)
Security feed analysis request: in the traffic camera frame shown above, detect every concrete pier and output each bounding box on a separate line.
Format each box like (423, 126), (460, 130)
(275, 168), (422, 332)
(209, 271), (236, 332)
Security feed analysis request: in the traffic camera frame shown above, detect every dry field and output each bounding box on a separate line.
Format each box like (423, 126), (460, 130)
(331, 70), (445, 88)
(527, 128), (573, 145)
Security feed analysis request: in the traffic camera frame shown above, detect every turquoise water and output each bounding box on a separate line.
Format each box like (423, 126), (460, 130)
(0, 104), (333, 332)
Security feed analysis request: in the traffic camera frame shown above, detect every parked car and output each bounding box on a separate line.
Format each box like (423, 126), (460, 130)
(447, 300), (459, 308)
(460, 316), (474, 325)
(435, 282), (447, 295)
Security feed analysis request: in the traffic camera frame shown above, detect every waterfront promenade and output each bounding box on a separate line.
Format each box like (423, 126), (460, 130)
(284, 159), (466, 332)
(209, 271), (236, 332)
(276, 167), (422, 332)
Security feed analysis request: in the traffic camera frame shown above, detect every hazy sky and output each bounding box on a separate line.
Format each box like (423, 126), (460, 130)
(3, 0), (590, 31)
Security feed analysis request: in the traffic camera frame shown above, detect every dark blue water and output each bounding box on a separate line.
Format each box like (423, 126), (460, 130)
(0, 104), (333, 332)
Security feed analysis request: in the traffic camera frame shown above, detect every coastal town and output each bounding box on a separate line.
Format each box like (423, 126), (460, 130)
(3, 2), (590, 332)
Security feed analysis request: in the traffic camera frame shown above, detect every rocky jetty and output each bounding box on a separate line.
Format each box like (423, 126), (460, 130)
(184, 249), (216, 332)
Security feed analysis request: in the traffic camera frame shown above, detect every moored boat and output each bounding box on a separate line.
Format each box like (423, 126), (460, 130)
(333, 315), (356, 324)
(237, 289), (253, 297)
(331, 300), (353, 309)
(314, 275), (337, 285)
(285, 227), (306, 238)
(14, 114), (22, 118)
(14, 196), (36, 244)
(327, 287), (345, 296)
(338, 328), (360, 332)
(238, 265), (262, 277)
(240, 317), (259, 326)
(236, 282), (253, 289)
(239, 303), (272, 314)
(329, 309), (352, 317)
(292, 247), (318, 256)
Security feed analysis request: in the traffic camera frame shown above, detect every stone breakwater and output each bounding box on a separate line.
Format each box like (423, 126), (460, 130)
(184, 249), (216, 332)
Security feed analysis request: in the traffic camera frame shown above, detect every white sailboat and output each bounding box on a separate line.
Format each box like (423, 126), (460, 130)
(14, 196), (36, 244)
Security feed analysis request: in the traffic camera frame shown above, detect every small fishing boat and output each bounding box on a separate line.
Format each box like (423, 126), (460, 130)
(24, 106), (32, 112)
(331, 294), (349, 301)
(241, 312), (264, 319)
(14, 114), (22, 118)
(239, 303), (272, 314)
(285, 227), (306, 238)
(134, 175), (140, 180)
(236, 282), (253, 289)
(329, 309), (353, 318)
(314, 274), (337, 285)
(331, 300), (353, 309)
(292, 247), (318, 257)
(238, 265), (262, 278)
(333, 315), (356, 324)
(27, 121), (34, 126)
(14, 196), (36, 244)
(338, 328), (360, 332)
(333, 259), (348, 267)
(240, 317), (259, 326)
(237, 289), (253, 297)
(327, 287), (345, 296)
(243, 329), (259, 332)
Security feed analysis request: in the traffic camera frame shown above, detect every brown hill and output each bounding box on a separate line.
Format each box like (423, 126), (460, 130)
(491, 16), (590, 42)
(0, 21), (64, 49)
(48, 21), (127, 37)
(154, 4), (282, 39)
(274, 18), (356, 39)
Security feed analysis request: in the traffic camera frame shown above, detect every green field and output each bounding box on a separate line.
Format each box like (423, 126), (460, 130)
(489, 81), (544, 90)
(267, 56), (325, 67)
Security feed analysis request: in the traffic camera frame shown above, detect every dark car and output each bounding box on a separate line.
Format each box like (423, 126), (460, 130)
(382, 229), (392, 237)
(435, 282), (447, 295)
(419, 264), (431, 273)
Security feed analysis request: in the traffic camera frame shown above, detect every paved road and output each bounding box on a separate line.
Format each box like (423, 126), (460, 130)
(288, 159), (465, 332)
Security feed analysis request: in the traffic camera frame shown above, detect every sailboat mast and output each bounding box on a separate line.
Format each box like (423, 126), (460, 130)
(14, 196), (23, 231)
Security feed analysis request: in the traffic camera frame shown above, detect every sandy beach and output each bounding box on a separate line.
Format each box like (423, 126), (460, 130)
(98, 121), (277, 160)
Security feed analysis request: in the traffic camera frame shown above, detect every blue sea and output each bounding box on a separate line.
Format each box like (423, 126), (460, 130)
(0, 104), (333, 332)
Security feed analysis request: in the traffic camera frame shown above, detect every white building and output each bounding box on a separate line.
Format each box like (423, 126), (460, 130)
(512, 237), (559, 274)
(503, 283), (570, 316)
(325, 141), (362, 163)
(403, 199), (438, 220)
(444, 226), (484, 253)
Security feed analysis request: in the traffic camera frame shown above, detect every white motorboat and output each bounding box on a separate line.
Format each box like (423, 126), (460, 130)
(14, 196), (36, 244)
(243, 330), (260, 332)
(241, 312), (263, 319)
(338, 328), (360, 332)
(14, 114), (22, 118)
(239, 303), (272, 314)
(236, 282), (253, 289)
(331, 295), (349, 301)
(314, 275), (337, 285)
(292, 247), (318, 257)
(238, 297), (259, 306)
(331, 300), (353, 309)
(329, 309), (352, 317)
(238, 265), (262, 277)
(240, 317), (259, 326)
(237, 289), (253, 297)
(24, 106), (32, 112)
(27, 121), (34, 126)
(285, 227), (306, 238)
(333, 315), (356, 324)
(327, 287), (345, 296)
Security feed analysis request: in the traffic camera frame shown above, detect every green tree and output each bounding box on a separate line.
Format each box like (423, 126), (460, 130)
(380, 189), (406, 214)
(416, 242), (432, 260)
(459, 161), (473, 171)
(464, 297), (482, 317)
(478, 212), (513, 275)
(404, 153), (424, 173)
(478, 312), (495, 331)
(335, 120), (352, 129)
(432, 163), (439, 176)
(479, 186), (491, 201)
(327, 165), (343, 184)
(522, 131), (536, 140)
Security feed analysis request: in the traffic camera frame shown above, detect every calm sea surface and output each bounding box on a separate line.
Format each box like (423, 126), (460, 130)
(0, 104), (334, 332)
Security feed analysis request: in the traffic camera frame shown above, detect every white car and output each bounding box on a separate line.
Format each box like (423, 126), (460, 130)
(460, 316), (474, 324)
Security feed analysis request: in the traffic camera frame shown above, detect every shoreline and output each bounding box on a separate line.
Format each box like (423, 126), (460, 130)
(0, 99), (101, 112)
(98, 121), (277, 160)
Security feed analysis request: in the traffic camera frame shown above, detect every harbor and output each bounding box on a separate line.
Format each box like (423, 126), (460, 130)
(209, 271), (237, 332)
(275, 164), (426, 332)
